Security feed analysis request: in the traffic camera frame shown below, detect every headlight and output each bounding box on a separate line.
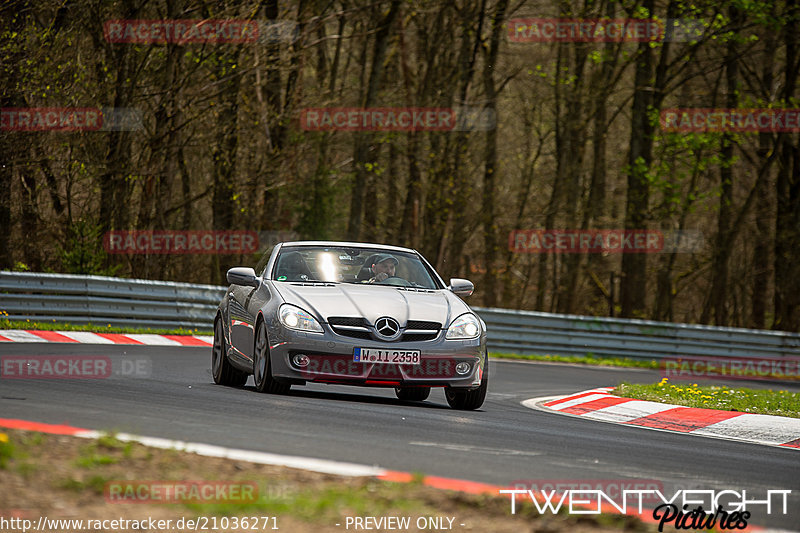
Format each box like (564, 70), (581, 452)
(446, 313), (481, 339)
(279, 304), (323, 333)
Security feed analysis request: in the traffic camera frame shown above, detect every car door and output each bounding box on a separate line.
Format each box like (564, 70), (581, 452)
(228, 284), (258, 364)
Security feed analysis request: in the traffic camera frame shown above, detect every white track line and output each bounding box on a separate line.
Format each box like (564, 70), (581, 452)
(73, 430), (385, 477)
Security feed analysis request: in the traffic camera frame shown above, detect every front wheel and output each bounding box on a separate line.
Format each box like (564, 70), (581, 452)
(444, 361), (488, 410)
(253, 321), (290, 394)
(211, 318), (247, 387)
(395, 387), (431, 402)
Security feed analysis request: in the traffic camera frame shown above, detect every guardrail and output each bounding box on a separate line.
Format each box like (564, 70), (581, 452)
(0, 271), (224, 330)
(2, 271), (799, 361)
(474, 307), (800, 361)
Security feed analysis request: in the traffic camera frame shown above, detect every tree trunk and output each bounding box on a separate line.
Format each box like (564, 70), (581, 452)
(702, 5), (741, 326)
(749, 5), (778, 329)
(480, 0), (509, 307)
(773, 0), (800, 331)
(98, 0), (141, 239)
(620, 0), (656, 318)
(346, 0), (401, 240)
(444, 0), (486, 278)
(210, 45), (243, 284)
(556, 36), (588, 314)
(0, 0), (25, 269)
(583, 0), (616, 313)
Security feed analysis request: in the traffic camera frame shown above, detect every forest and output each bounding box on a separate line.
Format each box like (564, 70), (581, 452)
(1, 0), (798, 331)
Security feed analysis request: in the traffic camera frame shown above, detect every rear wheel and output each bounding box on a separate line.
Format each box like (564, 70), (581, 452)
(394, 387), (431, 402)
(444, 359), (488, 410)
(253, 321), (291, 394)
(211, 318), (247, 387)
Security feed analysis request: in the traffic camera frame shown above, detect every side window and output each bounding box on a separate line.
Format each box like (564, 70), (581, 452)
(275, 251), (313, 281)
(254, 246), (276, 277)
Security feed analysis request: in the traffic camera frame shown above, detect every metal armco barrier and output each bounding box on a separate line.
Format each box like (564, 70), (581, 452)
(0, 271), (225, 330)
(473, 307), (800, 361)
(1, 271), (799, 361)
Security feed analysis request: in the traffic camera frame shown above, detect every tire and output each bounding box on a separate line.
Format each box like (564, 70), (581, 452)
(394, 386), (431, 402)
(211, 318), (248, 387)
(253, 320), (291, 394)
(444, 359), (488, 410)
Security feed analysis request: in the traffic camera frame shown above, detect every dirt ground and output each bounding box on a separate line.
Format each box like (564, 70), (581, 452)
(0, 429), (653, 532)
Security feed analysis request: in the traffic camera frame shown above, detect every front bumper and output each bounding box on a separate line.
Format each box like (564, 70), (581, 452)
(267, 323), (486, 388)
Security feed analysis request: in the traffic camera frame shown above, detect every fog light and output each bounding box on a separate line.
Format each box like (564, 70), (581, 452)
(293, 354), (310, 367)
(455, 362), (471, 375)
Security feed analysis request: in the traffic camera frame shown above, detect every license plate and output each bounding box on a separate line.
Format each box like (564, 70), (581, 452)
(354, 348), (420, 364)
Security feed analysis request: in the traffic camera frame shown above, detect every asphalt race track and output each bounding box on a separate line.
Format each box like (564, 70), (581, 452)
(1, 343), (799, 530)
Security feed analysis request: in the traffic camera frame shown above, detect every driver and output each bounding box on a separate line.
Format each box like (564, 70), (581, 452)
(368, 254), (399, 283)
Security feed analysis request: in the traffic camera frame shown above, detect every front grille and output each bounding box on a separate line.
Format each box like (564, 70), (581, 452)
(334, 329), (372, 340)
(406, 320), (441, 330)
(401, 332), (439, 342)
(328, 316), (372, 340)
(327, 317), (442, 342)
(329, 317), (367, 327)
(402, 320), (441, 342)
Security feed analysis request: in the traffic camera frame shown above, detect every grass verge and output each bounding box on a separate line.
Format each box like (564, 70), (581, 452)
(614, 379), (800, 418)
(491, 352), (659, 369)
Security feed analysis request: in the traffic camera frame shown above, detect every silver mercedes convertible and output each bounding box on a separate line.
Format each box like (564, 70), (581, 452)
(212, 241), (488, 409)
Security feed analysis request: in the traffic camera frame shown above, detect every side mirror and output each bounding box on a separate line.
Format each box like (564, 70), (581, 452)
(448, 278), (474, 297)
(227, 267), (259, 288)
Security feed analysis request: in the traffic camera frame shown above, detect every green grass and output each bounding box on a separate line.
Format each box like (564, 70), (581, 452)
(614, 379), (800, 418)
(0, 432), (14, 469)
(74, 453), (119, 468)
(0, 314), (211, 336)
(183, 480), (441, 521)
(16, 461), (37, 478)
(491, 352), (659, 369)
(58, 477), (87, 492)
(2, 432), (43, 472)
(96, 433), (134, 457)
(74, 440), (125, 468)
(57, 474), (110, 495)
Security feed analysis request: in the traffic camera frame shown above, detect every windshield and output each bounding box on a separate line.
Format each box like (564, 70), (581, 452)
(270, 246), (441, 289)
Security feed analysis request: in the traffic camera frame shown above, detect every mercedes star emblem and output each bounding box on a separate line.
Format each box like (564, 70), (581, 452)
(375, 317), (400, 339)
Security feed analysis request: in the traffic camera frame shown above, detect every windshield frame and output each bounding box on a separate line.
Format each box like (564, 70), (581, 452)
(266, 243), (446, 290)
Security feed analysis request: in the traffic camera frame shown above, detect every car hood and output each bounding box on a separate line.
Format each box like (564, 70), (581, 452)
(272, 283), (471, 326)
